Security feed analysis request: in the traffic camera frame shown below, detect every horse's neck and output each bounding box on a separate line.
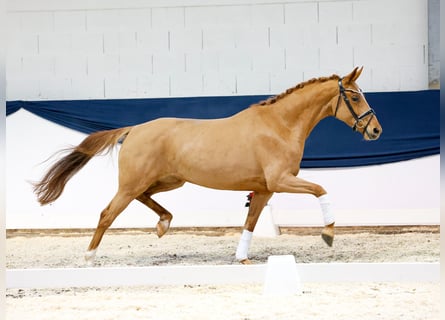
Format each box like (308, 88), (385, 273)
(273, 82), (336, 138)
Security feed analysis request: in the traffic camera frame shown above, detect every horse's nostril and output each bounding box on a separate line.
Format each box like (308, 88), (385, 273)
(373, 127), (380, 134)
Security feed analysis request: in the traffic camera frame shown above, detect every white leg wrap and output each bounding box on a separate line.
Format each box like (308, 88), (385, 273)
(319, 194), (335, 226)
(84, 249), (97, 266)
(235, 230), (253, 261)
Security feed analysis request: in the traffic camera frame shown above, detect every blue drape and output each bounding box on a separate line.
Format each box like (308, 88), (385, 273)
(6, 90), (439, 168)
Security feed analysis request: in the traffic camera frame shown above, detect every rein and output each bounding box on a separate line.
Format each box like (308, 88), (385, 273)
(334, 78), (376, 135)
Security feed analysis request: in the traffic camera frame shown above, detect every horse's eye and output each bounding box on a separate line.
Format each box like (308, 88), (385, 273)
(351, 95), (360, 102)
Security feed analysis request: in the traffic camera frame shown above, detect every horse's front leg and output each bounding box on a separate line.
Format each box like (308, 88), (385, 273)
(318, 194), (335, 246)
(267, 173), (335, 247)
(236, 192), (273, 264)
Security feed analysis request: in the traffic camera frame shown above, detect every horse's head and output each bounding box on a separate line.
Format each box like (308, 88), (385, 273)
(333, 67), (382, 141)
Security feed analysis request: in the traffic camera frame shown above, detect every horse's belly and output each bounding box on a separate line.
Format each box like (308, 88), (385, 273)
(175, 157), (267, 191)
(188, 173), (268, 192)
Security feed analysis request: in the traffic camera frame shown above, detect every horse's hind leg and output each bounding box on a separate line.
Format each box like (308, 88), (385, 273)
(137, 193), (174, 238)
(85, 191), (134, 264)
(136, 178), (185, 237)
(236, 191), (273, 264)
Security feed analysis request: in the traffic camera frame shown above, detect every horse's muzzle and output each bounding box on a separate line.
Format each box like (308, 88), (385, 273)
(365, 126), (382, 140)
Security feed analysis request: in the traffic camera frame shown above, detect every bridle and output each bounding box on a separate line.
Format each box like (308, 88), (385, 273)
(334, 78), (376, 134)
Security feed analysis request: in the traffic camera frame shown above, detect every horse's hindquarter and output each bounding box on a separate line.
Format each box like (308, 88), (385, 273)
(117, 118), (181, 185)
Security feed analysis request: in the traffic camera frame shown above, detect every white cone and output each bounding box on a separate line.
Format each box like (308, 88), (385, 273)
(263, 255), (302, 296)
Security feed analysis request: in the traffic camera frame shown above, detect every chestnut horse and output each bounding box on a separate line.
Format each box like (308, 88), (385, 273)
(34, 67), (382, 264)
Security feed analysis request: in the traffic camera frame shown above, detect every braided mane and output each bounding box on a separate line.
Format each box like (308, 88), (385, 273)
(257, 74), (340, 106)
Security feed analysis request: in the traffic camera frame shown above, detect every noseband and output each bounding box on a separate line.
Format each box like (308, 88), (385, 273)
(334, 78), (376, 133)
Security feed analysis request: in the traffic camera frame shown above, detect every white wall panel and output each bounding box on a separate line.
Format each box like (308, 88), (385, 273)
(252, 48), (285, 73)
(153, 52), (185, 74)
(71, 76), (105, 98)
(319, 46), (353, 70)
(303, 68), (331, 81)
(202, 26), (236, 50)
(185, 50), (219, 73)
(399, 66), (429, 91)
(104, 75), (137, 99)
(20, 11), (54, 32)
(337, 24), (371, 46)
(353, 0), (427, 23)
(218, 49), (252, 73)
(185, 5), (251, 26)
(236, 72), (270, 95)
(38, 33), (72, 55)
(136, 29), (169, 53)
(284, 3), (318, 24)
(104, 31), (138, 54)
(119, 53), (152, 76)
(54, 11), (86, 32)
(152, 7), (185, 28)
(6, 0), (430, 99)
(134, 74), (170, 98)
(286, 47), (319, 71)
(6, 76), (40, 100)
(372, 23), (428, 46)
(22, 55), (54, 76)
(306, 24), (338, 48)
(396, 45), (426, 67)
(269, 25), (304, 50)
(117, 9), (151, 30)
(54, 55), (87, 77)
(6, 56), (22, 77)
(39, 76), (72, 100)
(370, 67), (401, 92)
(319, 2), (353, 23)
(7, 33), (38, 55)
(270, 71), (303, 93)
(169, 27), (202, 52)
(86, 10), (120, 31)
(87, 54), (119, 77)
(234, 27), (269, 50)
(6, 12), (21, 32)
(170, 72), (203, 97)
(71, 33), (103, 54)
(202, 72), (236, 96)
(354, 46), (393, 67)
(251, 4), (284, 25)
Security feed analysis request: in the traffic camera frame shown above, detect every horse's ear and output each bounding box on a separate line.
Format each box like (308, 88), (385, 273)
(344, 66), (363, 84)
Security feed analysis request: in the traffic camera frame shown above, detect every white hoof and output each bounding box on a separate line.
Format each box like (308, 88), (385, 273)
(84, 249), (97, 266)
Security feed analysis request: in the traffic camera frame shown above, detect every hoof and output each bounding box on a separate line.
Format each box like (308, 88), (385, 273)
(321, 233), (334, 247)
(239, 259), (253, 265)
(321, 223), (335, 247)
(156, 219), (171, 238)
